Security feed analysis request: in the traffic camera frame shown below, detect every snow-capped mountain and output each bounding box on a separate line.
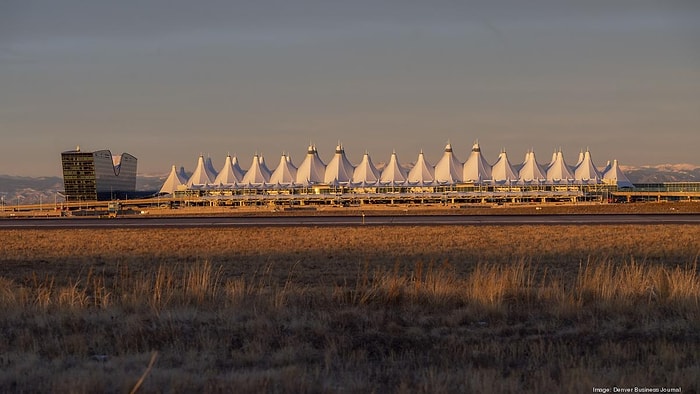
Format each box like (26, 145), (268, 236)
(0, 174), (166, 205)
(620, 164), (700, 183)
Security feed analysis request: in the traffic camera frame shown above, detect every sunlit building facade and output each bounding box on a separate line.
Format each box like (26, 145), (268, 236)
(61, 147), (137, 201)
(156, 143), (644, 205)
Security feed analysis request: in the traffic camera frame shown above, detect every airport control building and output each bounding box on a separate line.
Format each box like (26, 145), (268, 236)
(61, 147), (137, 201)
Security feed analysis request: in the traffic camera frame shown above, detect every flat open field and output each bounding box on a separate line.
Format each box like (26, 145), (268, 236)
(1, 224), (699, 393)
(115, 201), (700, 217)
(3, 200), (699, 219)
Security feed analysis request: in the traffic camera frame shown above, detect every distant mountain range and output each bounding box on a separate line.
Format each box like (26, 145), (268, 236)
(620, 164), (700, 183)
(1, 164), (698, 205)
(0, 174), (165, 206)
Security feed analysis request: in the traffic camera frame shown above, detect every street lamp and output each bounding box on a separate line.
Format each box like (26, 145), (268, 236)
(55, 191), (66, 211)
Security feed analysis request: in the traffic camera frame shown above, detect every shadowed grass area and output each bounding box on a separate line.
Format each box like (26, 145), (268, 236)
(0, 257), (698, 393)
(0, 225), (698, 392)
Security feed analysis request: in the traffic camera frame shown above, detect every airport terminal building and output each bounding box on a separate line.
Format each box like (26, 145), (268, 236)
(157, 143), (654, 205)
(61, 147), (137, 201)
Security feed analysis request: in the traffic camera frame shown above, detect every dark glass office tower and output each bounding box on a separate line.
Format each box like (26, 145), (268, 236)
(61, 147), (137, 201)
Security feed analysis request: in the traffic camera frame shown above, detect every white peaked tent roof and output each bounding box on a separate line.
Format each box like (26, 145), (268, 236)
(574, 150), (601, 182)
(324, 144), (355, 183)
(491, 150), (517, 182)
(205, 157), (219, 178)
(259, 155), (272, 179)
(546, 150), (573, 181)
(603, 159), (634, 188)
(167, 145), (626, 189)
(547, 151), (558, 171)
(434, 143), (463, 183)
(295, 145), (326, 185)
(242, 154), (271, 185)
(407, 150), (435, 184)
(379, 151), (408, 184)
(230, 156), (246, 180)
(187, 155), (215, 187)
(159, 165), (188, 194)
(352, 152), (380, 184)
(463, 142), (492, 182)
(214, 155), (242, 185)
(574, 150), (585, 169)
(518, 151), (546, 181)
(270, 153), (297, 184)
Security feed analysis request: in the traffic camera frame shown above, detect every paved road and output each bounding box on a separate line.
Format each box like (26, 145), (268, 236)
(1, 214), (699, 228)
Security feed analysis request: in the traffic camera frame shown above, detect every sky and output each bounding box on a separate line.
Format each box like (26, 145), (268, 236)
(1, 0), (699, 176)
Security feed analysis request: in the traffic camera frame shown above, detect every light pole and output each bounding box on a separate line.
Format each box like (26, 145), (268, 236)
(55, 191), (66, 211)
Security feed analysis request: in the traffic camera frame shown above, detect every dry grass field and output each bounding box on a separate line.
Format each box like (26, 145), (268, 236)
(139, 200), (700, 217)
(1, 224), (699, 393)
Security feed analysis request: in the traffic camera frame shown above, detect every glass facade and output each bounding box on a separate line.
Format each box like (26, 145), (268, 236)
(61, 149), (137, 201)
(629, 183), (700, 193)
(61, 151), (98, 201)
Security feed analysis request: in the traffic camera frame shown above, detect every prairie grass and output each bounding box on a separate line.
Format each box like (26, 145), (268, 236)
(2, 225), (699, 285)
(0, 225), (699, 393)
